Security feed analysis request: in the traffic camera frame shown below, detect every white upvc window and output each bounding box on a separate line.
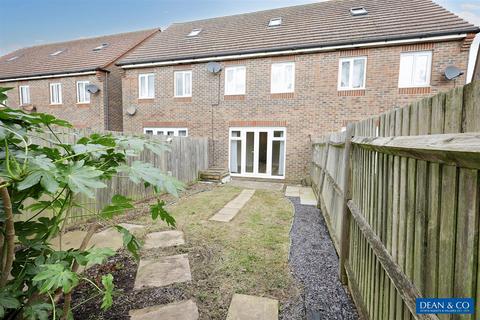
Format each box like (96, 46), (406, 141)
(398, 51), (432, 88)
(19, 86), (30, 105)
(174, 70), (192, 97)
(271, 62), (295, 93)
(138, 73), (155, 99)
(143, 127), (188, 137)
(50, 83), (62, 105)
(76, 81), (90, 103)
(225, 66), (246, 95)
(338, 56), (367, 90)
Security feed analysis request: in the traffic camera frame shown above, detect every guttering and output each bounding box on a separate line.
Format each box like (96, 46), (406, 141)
(0, 68), (108, 83)
(120, 33), (469, 69)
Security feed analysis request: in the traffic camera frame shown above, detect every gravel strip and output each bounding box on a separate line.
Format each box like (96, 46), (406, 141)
(288, 197), (358, 320)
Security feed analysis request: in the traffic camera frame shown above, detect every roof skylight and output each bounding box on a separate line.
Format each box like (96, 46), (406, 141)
(93, 43), (108, 51)
(7, 56), (18, 61)
(187, 29), (202, 37)
(268, 17), (282, 27)
(50, 49), (64, 56)
(350, 7), (368, 16)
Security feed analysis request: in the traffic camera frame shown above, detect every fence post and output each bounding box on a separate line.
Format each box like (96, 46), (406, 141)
(339, 123), (354, 284)
(317, 138), (330, 208)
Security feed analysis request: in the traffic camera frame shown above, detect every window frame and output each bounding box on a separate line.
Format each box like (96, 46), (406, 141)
(76, 81), (91, 104)
(224, 66), (246, 96)
(138, 73), (155, 99)
(19, 85), (30, 106)
(143, 127), (188, 137)
(270, 62), (295, 94)
(398, 51), (433, 88)
(338, 56), (367, 91)
(174, 70), (192, 97)
(50, 83), (62, 105)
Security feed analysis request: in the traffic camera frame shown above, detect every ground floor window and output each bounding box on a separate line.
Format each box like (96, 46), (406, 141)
(229, 127), (286, 179)
(143, 127), (188, 137)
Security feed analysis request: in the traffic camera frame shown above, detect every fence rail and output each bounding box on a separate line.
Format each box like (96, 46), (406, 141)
(20, 128), (209, 223)
(310, 80), (480, 320)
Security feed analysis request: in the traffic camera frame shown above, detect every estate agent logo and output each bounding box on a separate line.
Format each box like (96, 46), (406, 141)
(416, 298), (474, 314)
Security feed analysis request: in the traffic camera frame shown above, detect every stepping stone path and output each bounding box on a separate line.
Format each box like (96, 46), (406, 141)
(134, 253), (192, 289)
(130, 230), (199, 319)
(285, 186), (317, 206)
(226, 294), (278, 320)
(143, 230), (185, 249)
(209, 189), (255, 222)
(129, 300), (199, 320)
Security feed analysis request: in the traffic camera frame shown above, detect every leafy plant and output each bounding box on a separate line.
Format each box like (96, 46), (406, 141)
(0, 89), (183, 319)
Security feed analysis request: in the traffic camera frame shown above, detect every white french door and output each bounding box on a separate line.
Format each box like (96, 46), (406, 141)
(229, 127), (286, 179)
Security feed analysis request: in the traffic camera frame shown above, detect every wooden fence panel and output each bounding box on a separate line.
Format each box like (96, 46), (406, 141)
(310, 80), (480, 320)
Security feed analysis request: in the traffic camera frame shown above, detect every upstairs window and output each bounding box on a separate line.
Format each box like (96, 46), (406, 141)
(76, 81), (90, 103)
(93, 43), (108, 51)
(350, 7), (368, 16)
(271, 62), (295, 93)
(174, 70), (192, 97)
(138, 73), (155, 99)
(144, 127), (188, 137)
(225, 66), (246, 95)
(19, 85), (30, 105)
(7, 56), (18, 62)
(50, 50), (64, 56)
(338, 57), (367, 90)
(50, 83), (62, 104)
(399, 51), (432, 88)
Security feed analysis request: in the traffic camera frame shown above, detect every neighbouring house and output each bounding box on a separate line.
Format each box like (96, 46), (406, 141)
(474, 42), (480, 81)
(117, 0), (478, 182)
(0, 29), (159, 131)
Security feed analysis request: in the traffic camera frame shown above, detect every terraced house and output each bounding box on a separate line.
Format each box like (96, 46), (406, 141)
(117, 0), (478, 182)
(0, 29), (159, 131)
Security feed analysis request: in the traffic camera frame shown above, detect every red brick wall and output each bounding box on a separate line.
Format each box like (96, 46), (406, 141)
(1, 73), (107, 130)
(123, 40), (469, 181)
(105, 64), (125, 131)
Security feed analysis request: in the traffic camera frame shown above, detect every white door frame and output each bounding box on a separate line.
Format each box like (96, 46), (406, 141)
(228, 127), (286, 179)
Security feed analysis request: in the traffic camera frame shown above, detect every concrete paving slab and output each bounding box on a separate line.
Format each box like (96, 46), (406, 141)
(285, 186), (301, 197)
(226, 294), (278, 320)
(210, 189), (255, 222)
(134, 254), (192, 289)
(143, 230), (185, 249)
(229, 180), (284, 191)
(210, 207), (239, 222)
(51, 230), (87, 251)
(300, 187), (317, 206)
(129, 300), (199, 320)
(90, 227), (124, 251)
(118, 223), (146, 233)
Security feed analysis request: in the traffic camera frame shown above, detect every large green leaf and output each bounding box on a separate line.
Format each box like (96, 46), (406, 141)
(150, 200), (175, 227)
(100, 195), (134, 219)
(101, 274), (114, 311)
(23, 302), (53, 320)
(84, 248), (115, 268)
(0, 291), (20, 318)
(114, 226), (141, 260)
(32, 263), (79, 293)
(63, 161), (106, 198)
(17, 170), (59, 194)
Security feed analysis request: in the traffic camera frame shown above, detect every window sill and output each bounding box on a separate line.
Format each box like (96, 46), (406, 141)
(138, 98), (155, 103)
(76, 103), (91, 108)
(224, 94), (246, 101)
(271, 92), (294, 99)
(174, 97), (192, 103)
(49, 103), (63, 106)
(338, 89), (366, 96)
(398, 87), (431, 94)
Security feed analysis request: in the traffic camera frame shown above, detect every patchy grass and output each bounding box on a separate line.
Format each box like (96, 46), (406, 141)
(132, 184), (298, 319)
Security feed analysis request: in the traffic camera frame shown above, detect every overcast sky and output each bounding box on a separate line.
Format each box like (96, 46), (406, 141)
(0, 0), (479, 80)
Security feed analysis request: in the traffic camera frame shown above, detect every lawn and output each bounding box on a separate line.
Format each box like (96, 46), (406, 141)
(131, 183), (299, 319)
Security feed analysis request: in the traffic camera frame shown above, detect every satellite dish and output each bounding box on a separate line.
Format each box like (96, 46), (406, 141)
(86, 84), (100, 94)
(206, 61), (222, 74)
(126, 106), (136, 116)
(444, 66), (464, 81)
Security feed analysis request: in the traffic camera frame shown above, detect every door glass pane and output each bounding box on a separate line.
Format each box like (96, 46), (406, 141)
(274, 131), (284, 138)
(231, 131), (240, 138)
(230, 140), (242, 173)
(178, 130), (187, 137)
(246, 132), (254, 173)
(258, 132), (267, 174)
(271, 140), (285, 176)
